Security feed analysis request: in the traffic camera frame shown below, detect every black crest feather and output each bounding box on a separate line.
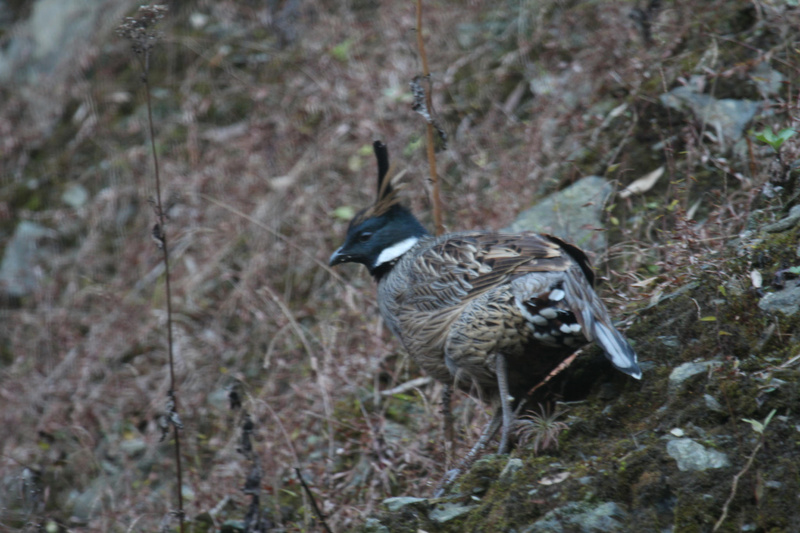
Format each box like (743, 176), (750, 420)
(374, 141), (390, 195)
(350, 141), (404, 226)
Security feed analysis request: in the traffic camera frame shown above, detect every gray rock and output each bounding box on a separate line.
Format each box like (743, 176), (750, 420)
(762, 205), (800, 233)
(751, 62), (785, 98)
(668, 361), (719, 392)
(0, 2), (14, 28)
(429, 501), (476, 523)
(523, 501), (627, 532)
(758, 280), (800, 316)
(61, 183), (89, 208)
(119, 438), (147, 459)
(704, 394), (725, 413)
(657, 335), (680, 348)
(220, 520), (245, 532)
(362, 518), (390, 533)
(207, 387), (231, 411)
(505, 176), (614, 254)
(500, 458), (524, 482)
(0, 221), (55, 298)
(660, 84), (760, 147)
(0, 0), (134, 143)
(69, 477), (111, 524)
(667, 438), (730, 472)
(382, 496), (427, 512)
(0, 0), (133, 84)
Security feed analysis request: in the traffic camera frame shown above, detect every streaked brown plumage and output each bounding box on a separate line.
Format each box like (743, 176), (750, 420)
(330, 141), (641, 464)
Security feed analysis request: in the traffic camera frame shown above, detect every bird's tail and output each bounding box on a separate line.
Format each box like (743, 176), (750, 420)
(591, 321), (642, 379)
(564, 267), (642, 379)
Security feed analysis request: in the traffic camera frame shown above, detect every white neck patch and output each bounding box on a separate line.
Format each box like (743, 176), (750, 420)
(374, 237), (419, 268)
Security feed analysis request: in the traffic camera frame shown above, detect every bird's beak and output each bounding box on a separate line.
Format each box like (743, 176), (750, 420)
(329, 247), (348, 267)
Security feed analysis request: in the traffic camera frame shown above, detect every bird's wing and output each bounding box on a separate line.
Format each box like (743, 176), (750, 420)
(398, 231), (582, 311)
(390, 230), (641, 380)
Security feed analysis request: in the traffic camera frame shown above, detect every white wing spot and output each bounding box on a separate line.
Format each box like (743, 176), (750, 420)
(539, 308), (558, 320)
(549, 289), (565, 301)
(532, 314), (548, 326)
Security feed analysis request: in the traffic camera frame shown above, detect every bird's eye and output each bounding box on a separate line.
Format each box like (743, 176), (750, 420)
(358, 231), (373, 243)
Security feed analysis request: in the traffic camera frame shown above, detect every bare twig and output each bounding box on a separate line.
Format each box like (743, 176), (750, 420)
(414, 0), (444, 236)
(379, 376), (433, 396)
(295, 468), (333, 533)
(526, 349), (583, 396)
(713, 410), (776, 532)
(713, 439), (761, 532)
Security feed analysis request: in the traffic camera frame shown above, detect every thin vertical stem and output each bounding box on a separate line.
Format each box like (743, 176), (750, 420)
(144, 53), (184, 533)
(415, 0), (444, 236)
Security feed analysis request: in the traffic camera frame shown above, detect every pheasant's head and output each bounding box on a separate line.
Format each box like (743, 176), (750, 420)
(329, 142), (428, 278)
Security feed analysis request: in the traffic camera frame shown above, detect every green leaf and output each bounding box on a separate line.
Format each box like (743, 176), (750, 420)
(776, 128), (796, 144)
(330, 38), (354, 62)
(788, 266), (800, 275)
(742, 418), (764, 434)
(742, 409), (777, 436)
(763, 408), (777, 429)
(755, 129), (776, 144)
(333, 206), (355, 221)
(754, 127), (796, 153)
(700, 316), (717, 322)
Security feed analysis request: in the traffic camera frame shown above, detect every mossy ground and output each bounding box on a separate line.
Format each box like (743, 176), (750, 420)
(369, 221), (800, 532)
(1, 0), (798, 531)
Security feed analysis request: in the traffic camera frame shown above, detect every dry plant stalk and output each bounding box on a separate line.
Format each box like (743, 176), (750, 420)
(117, 6), (185, 532)
(414, 0), (455, 473)
(295, 467), (334, 533)
(713, 410), (776, 532)
(414, 0), (444, 237)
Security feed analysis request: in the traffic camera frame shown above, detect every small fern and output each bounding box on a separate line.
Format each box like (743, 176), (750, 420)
(515, 403), (569, 455)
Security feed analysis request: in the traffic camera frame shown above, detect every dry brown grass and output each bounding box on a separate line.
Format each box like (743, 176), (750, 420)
(0, 0), (798, 531)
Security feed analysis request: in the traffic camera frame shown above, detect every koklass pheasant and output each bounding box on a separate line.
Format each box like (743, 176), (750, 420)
(330, 141), (641, 453)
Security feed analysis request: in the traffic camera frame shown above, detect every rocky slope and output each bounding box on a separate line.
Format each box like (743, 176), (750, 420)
(1, 1), (798, 531)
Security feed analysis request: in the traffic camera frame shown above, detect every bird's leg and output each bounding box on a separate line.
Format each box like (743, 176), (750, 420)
(434, 409), (503, 497)
(434, 354), (515, 496)
(463, 408), (503, 464)
(442, 384), (455, 470)
(496, 353), (514, 454)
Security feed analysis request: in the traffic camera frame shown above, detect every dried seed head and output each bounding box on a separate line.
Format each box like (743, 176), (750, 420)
(117, 5), (168, 54)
